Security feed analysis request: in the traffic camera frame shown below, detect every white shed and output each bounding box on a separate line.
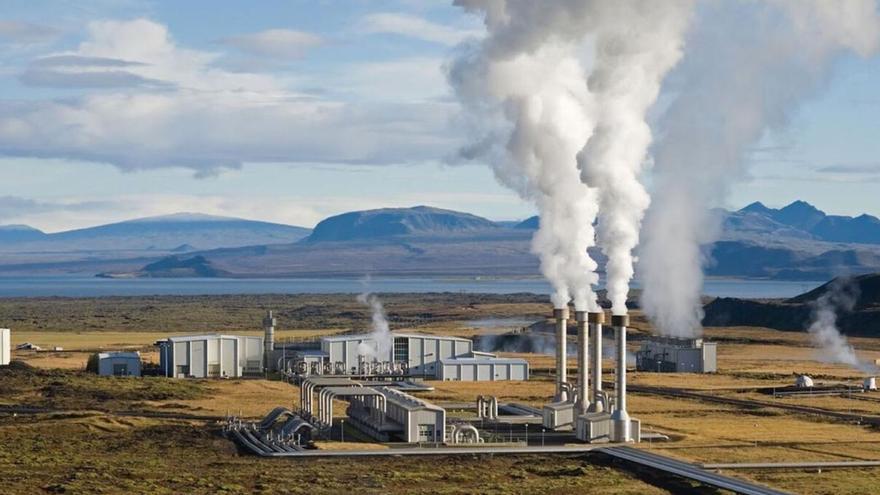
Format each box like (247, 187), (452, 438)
(0, 328), (10, 366)
(93, 351), (141, 376)
(436, 357), (529, 381)
(158, 334), (263, 378)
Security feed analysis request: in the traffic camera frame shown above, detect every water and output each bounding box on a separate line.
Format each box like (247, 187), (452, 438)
(0, 275), (823, 299)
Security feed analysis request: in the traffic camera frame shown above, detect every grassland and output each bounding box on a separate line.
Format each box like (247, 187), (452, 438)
(3, 293), (880, 494)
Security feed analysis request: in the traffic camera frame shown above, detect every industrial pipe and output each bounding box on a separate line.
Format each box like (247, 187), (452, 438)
(575, 311), (590, 414)
(611, 313), (631, 442)
(588, 311), (604, 413)
(554, 307), (570, 401)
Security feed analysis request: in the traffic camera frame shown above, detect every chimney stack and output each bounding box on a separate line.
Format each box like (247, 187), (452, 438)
(553, 307), (570, 402)
(587, 311), (604, 413)
(611, 313), (631, 442)
(575, 311), (590, 414)
(263, 310), (276, 372)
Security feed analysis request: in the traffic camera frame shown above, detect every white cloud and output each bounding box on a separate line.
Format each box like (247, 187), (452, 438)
(221, 29), (323, 59)
(0, 19), (460, 176)
(0, 21), (60, 44)
(359, 12), (482, 46)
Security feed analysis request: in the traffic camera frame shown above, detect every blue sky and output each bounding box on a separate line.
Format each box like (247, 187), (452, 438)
(1, 0), (879, 232)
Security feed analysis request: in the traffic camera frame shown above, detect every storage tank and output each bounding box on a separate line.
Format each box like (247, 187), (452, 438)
(864, 377), (877, 391)
(795, 375), (814, 388)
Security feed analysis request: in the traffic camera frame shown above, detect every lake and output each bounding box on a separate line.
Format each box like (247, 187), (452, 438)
(0, 276), (822, 299)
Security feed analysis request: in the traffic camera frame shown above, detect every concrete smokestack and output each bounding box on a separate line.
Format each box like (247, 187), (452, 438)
(611, 313), (630, 442)
(587, 311), (604, 413)
(575, 311), (589, 414)
(554, 307), (570, 402)
(263, 310), (276, 372)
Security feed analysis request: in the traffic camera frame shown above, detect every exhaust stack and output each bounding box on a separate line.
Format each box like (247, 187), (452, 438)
(263, 310), (276, 372)
(575, 311), (590, 414)
(554, 307), (570, 402)
(611, 313), (630, 442)
(587, 311), (604, 413)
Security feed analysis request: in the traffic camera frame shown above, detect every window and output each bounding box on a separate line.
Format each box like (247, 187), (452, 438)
(393, 337), (409, 363)
(417, 424), (434, 442)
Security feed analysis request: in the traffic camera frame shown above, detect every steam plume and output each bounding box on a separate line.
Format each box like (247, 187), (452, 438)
(450, 0), (601, 311)
(639, 0), (880, 336)
(357, 291), (392, 361)
(577, 1), (693, 315)
(807, 278), (876, 374)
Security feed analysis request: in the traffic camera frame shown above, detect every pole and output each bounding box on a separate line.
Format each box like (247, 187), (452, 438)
(341, 419), (345, 443)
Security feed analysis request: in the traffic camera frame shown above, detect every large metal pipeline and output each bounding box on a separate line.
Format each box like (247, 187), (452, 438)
(575, 311), (590, 414)
(554, 307), (570, 401)
(611, 313), (631, 442)
(588, 311), (604, 413)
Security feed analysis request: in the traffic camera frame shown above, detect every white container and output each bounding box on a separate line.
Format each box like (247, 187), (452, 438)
(864, 377), (877, 391)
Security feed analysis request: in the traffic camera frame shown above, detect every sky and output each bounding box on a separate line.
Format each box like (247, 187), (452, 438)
(1, 0), (879, 233)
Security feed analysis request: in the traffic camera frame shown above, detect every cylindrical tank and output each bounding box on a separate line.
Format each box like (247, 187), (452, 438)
(864, 377), (877, 391)
(263, 310), (276, 372)
(795, 375), (814, 388)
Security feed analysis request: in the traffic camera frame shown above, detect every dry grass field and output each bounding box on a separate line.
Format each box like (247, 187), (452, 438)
(2, 294), (880, 494)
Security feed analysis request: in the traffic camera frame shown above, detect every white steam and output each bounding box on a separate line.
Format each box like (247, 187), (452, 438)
(577, 1), (693, 315)
(639, 0), (880, 336)
(357, 291), (393, 361)
(450, 1), (601, 311)
(807, 278), (876, 374)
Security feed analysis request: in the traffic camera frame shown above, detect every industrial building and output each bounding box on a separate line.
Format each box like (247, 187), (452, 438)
(89, 351), (142, 376)
(284, 331), (528, 381)
(635, 336), (717, 373)
(0, 328), (9, 366)
(157, 334), (263, 378)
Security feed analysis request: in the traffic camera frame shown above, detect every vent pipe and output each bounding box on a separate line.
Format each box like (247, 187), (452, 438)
(554, 307), (570, 401)
(611, 313), (630, 442)
(575, 311), (590, 414)
(263, 310), (276, 372)
(587, 311), (604, 413)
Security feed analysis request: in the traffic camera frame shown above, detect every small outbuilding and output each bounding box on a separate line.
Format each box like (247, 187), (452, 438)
(0, 328), (10, 366)
(88, 351), (142, 376)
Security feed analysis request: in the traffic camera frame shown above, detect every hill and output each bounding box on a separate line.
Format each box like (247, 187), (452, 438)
(703, 273), (880, 335)
(97, 255), (230, 278)
(0, 225), (47, 242)
(304, 206), (498, 242)
(0, 213), (310, 252)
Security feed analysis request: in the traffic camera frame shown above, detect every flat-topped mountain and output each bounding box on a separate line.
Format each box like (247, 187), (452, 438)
(0, 213), (310, 252)
(304, 206), (499, 242)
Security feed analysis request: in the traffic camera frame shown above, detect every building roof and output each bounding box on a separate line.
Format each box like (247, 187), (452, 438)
(162, 333), (261, 343)
(376, 386), (444, 412)
(438, 357), (529, 365)
(96, 351), (140, 360)
(321, 332), (471, 343)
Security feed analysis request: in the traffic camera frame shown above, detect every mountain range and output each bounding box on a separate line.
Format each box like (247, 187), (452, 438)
(2, 201), (880, 280)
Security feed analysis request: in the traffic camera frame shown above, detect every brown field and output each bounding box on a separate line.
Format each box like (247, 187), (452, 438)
(2, 294), (880, 494)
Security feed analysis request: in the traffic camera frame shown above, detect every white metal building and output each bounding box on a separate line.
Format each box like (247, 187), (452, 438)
(436, 357), (528, 381)
(0, 328), (10, 366)
(321, 332), (472, 376)
(635, 337), (717, 373)
(158, 334), (263, 378)
(94, 351), (141, 376)
(346, 386), (446, 443)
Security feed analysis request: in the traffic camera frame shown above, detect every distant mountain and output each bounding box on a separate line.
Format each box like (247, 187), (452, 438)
(514, 216), (539, 230)
(97, 255), (229, 278)
(0, 225), (46, 242)
(703, 273), (880, 336)
(304, 206), (499, 242)
(0, 213), (311, 252)
(732, 200), (880, 244)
